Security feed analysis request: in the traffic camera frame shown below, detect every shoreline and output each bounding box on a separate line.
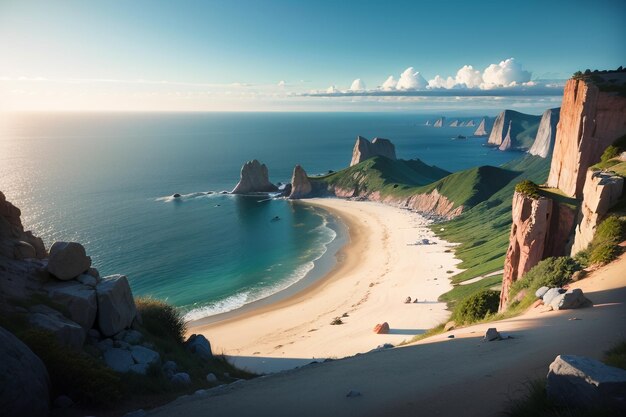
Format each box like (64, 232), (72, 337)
(188, 198), (462, 374)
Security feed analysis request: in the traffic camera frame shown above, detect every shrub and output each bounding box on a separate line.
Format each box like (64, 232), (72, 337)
(600, 145), (620, 163)
(588, 216), (625, 265)
(604, 340), (626, 370)
(330, 317), (343, 325)
(136, 297), (186, 344)
(452, 289), (500, 324)
(19, 329), (122, 406)
(515, 180), (540, 199)
(510, 257), (580, 297)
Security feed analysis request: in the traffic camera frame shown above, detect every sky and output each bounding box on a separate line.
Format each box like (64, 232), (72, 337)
(1, 0), (625, 112)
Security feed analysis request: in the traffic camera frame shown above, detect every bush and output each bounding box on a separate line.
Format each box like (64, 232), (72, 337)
(600, 145), (620, 163)
(604, 340), (626, 370)
(136, 297), (186, 344)
(588, 216), (625, 265)
(19, 329), (122, 406)
(452, 289), (500, 324)
(510, 257), (580, 297)
(515, 180), (540, 199)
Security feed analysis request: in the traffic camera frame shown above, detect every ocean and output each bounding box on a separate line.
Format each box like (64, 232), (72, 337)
(0, 112), (520, 319)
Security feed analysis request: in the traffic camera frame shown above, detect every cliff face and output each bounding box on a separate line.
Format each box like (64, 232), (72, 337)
(289, 165), (313, 199)
(474, 117), (489, 136)
(433, 117), (445, 128)
(547, 78), (626, 198)
(499, 191), (576, 310)
(528, 108), (560, 158)
(571, 170), (624, 255)
(350, 136), (397, 167)
(488, 110), (541, 151)
(231, 159), (278, 194)
(0, 192), (46, 260)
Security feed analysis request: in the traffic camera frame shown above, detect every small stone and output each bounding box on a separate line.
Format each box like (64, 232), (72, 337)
(123, 329), (143, 345)
(484, 328), (501, 341)
(129, 363), (149, 375)
(447, 335), (455, 339)
(131, 345), (160, 365)
(162, 361), (178, 378)
(171, 372), (191, 385)
(373, 322), (390, 334)
(97, 338), (114, 352)
(53, 395), (73, 408)
(104, 348), (134, 373)
(206, 373), (218, 383)
(346, 390), (362, 398)
(114, 340), (131, 350)
(404, 297), (412, 304)
(194, 389), (207, 396)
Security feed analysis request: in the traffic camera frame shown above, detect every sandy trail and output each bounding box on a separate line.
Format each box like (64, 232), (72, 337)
(150, 253), (626, 417)
(188, 199), (461, 373)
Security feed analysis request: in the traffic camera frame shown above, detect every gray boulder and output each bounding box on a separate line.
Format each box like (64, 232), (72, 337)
(0, 327), (50, 417)
(542, 288), (564, 305)
(547, 355), (626, 411)
(129, 363), (149, 375)
(47, 241), (91, 280)
(535, 286), (550, 298)
(103, 348), (134, 373)
(206, 373), (218, 383)
(29, 304), (86, 348)
(162, 361), (177, 378)
(96, 275), (137, 337)
(185, 334), (212, 360)
(550, 288), (591, 310)
(77, 273), (97, 287)
(171, 372), (191, 385)
(484, 328), (501, 341)
(45, 280), (97, 329)
(131, 345), (160, 365)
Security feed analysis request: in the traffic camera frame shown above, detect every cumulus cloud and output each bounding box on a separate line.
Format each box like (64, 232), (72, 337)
(327, 85), (338, 93)
(481, 58), (531, 89)
(428, 75), (456, 89)
(277, 80), (286, 87)
(455, 65), (483, 88)
(349, 78), (366, 91)
(396, 67), (428, 90)
(381, 75), (397, 90)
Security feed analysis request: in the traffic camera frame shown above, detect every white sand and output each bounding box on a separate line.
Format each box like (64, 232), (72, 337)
(188, 198), (461, 373)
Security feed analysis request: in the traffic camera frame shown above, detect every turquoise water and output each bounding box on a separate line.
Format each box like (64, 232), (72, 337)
(0, 112), (520, 318)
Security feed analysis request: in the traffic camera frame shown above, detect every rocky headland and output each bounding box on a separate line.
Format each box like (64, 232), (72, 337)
(349, 136), (397, 166)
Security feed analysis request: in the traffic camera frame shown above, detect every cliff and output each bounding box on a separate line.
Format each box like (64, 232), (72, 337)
(528, 108), (560, 158)
(487, 110), (542, 151)
(289, 165), (313, 199)
(231, 159), (278, 194)
(546, 78), (626, 198)
(499, 190), (577, 310)
(571, 170), (624, 255)
(350, 136), (397, 166)
(473, 118), (490, 136)
(433, 117), (445, 128)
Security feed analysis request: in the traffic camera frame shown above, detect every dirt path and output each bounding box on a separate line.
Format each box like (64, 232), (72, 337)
(148, 254), (626, 417)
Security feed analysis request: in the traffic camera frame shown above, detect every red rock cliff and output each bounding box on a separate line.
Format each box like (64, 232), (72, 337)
(547, 78), (626, 198)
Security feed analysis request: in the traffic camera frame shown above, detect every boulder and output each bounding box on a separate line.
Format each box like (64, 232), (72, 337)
(0, 326), (50, 417)
(29, 304), (86, 349)
(47, 241), (91, 280)
(103, 348), (134, 373)
(484, 328), (501, 341)
(206, 373), (218, 383)
(288, 165), (313, 199)
(373, 322), (390, 334)
(129, 363), (149, 375)
(44, 280), (97, 329)
(542, 288), (565, 305)
(96, 275), (137, 337)
(162, 361), (178, 378)
(350, 136), (397, 166)
(131, 345), (160, 365)
(77, 273), (98, 287)
(231, 160), (278, 194)
(535, 286), (550, 298)
(185, 334), (212, 360)
(547, 355), (626, 411)
(171, 372), (191, 385)
(550, 288), (591, 310)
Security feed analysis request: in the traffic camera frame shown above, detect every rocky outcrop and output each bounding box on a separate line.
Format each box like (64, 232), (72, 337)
(29, 304), (86, 348)
(487, 110), (541, 151)
(466, 120), (476, 127)
(474, 118), (490, 136)
(433, 117), (445, 128)
(547, 78), (626, 198)
(499, 191), (577, 310)
(528, 108), (560, 158)
(0, 326), (50, 417)
(0, 191), (46, 260)
(96, 275), (137, 337)
(449, 120), (459, 127)
(571, 170), (624, 255)
(350, 136), (397, 166)
(44, 280), (98, 329)
(289, 165), (312, 199)
(231, 160), (278, 194)
(47, 241), (92, 281)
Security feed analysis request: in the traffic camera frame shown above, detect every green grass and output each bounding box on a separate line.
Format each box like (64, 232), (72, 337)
(434, 154), (551, 283)
(451, 289), (500, 324)
(439, 274), (502, 305)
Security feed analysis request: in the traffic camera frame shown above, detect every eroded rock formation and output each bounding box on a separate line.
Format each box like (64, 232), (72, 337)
(528, 108), (560, 158)
(499, 191), (576, 310)
(289, 165), (312, 199)
(571, 170), (624, 255)
(433, 117), (445, 128)
(488, 110), (541, 151)
(231, 159), (278, 194)
(473, 117), (489, 136)
(547, 78), (626, 198)
(350, 136), (397, 167)
(0, 191), (46, 260)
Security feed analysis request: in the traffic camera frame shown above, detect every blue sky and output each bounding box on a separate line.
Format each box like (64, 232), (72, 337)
(1, 0), (624, 111)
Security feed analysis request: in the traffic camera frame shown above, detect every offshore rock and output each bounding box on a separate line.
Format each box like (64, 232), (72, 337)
(231, 160), (278, 194)
(528, 108), (560, 158)
(547, 77), (626, 197)
(433, 117), (445, 128)
(289, 165), (312, 199)
(350, 136), (397, 166)
(473, 117), (490, 136)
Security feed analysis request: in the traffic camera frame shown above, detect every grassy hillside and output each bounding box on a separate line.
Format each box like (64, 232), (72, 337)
(434, 154), (551, 287)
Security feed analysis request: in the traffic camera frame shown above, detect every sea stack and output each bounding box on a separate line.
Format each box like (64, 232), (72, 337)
(466, 120), (476, 127)
(433, 117), (445, 128)
(449, 120), (459, 127)
(231, 160), (278, 194)
(473, 117), (489, 136)
(350, 136), (397, 166)
(528, 108), (560, 158)
(289, 165), (313, 199)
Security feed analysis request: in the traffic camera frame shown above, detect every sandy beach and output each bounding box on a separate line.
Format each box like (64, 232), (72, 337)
(188, 198), (462, 374)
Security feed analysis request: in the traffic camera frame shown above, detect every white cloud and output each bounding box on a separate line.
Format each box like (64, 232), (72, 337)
(428, 75), (456, 89)
(455, 65), (483, 88)
(327, 85), (338, 93)
(381, 76), (397, 90)
(349, 78), (366, 91)
(481, 58), (531, 89)
(277, 80), (286, 87)
(396, 67), (428, 90)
